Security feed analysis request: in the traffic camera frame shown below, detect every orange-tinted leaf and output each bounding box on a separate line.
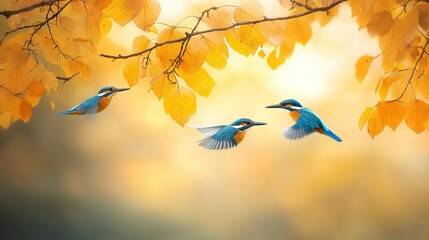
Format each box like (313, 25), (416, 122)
(405, 99), (429, 133)
(284, 13), (314, 45)
(20, 100), (32, 123)
(234, 0), (264, 22)
(267, 38), (295, 70)
(348, 0), (396, 29)
(177, 67), (215, 97)
(103, 0), (142, 26)
(123, 57), (141, 87)
(181, 36), (209, 73)
(355, 55), (374, 82)
(202, 8), (233, 28)
(0, 111), (11, 129)
(418, 4), (429, 31)
(358, 107), (373, 130)
(378, 101), (405, 130)
(132, 35), (152, 53)
(156, 28), (185, 66)
(150, 74), (176, 99)
(378, 78), (391, 100)
(134, 0), (160, 31)
(258, 49), (266, 58)
(163, 87), (197, 126)
(69, 60), (91, 81)
(367, 107), (385, 138)
(225, 25), (266, 56)
(201, 32), (229, 70)
(367, 11), (393, 36)
(100, 17), (113, 35)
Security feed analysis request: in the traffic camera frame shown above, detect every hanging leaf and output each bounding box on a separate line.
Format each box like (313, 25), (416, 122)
(163, 87), (197, 126)
(405, 99), (429, 133)
(367, 107), (385, 138)
(355, 55), (374, 82)
(358, 107), (374, 130)
(378, 101), (405, 130)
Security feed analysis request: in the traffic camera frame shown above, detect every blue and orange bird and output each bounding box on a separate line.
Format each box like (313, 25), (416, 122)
(194, 118), (267, 150)
(266, 99), (342, 142)
(56, 86), (130, 116)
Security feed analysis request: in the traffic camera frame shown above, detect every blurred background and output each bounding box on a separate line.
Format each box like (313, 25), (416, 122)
(1, 0), (429, 239)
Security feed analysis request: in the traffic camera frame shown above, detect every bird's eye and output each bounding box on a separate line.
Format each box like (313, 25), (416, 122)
(109, 88), (113, 91)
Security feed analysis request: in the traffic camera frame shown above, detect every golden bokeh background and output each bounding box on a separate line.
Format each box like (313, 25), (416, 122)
(1, 1), (429, 239)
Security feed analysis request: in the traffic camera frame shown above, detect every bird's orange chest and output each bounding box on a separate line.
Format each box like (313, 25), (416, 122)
(97, 97), (111, 112)
(289, 110), (301, 122)
(233, 130), (246, 144)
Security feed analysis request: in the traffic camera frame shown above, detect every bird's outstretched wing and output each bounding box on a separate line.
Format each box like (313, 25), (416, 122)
(197, 126), (238, 150)
(192, 125), (227, 136)
(283, 108), (323, 140)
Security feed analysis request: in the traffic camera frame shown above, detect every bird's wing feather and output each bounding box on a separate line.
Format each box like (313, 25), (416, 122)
(283, 108), (322, 140)
(198, 126), (238, 150)
(192, 125), (227, 136)
(76, 96), (101, 115)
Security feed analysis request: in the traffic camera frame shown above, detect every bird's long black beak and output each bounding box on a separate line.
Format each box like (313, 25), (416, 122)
(265, 104), (281, 108)
(115, 87), (130, 92)
(253, 121), (267, 126)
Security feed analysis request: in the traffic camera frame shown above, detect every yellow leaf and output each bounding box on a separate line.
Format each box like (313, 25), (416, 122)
(147, 25), (158, 34)
(418, 4), (429, 31)
(279, 0), (291, 8)
(100, 17), (113, 35)
(181, 36), (209, 73)
(163, 87), (197, 126)
(202, 8), (233, 28)
(417, 68), (429, 100)
(258, 49), (266, 58)
(348, 0), (396, 29)
(367, 107), (385, 138)
(201, 32), (229, 70)
(123, 57), (141, 87)
(24, 81), (45, 106)
(358, 107), (373, 130)
(156, 28), (185, 66)
(132, 35), (152, 53)
(405, 99), (429, 133)
(69, 60), (91, 81)
(20, 100), (32, 123)
(378, 101), (405, 130)
(367, 11), (393, 37)
(225, 25), (266, 56)
(103, 0), (142, 26)
(267, 38), (295, 70)
(284, 12), (314, 45)
(233, 0), (264, 22)
(150, 74), (176, 99)
(134, 0), (160, 31)
(0, 111), (11, 129)
(355, 55), (374, 82)
(380, 8), (419, 70)
(378, 77), (392, 100)
(177, 67), (215, 97)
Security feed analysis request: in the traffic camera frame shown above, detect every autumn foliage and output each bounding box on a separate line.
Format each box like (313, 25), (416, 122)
(0, 0), (429, 138)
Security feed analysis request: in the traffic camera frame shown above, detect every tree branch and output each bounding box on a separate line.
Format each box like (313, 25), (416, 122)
(0, 0), (61, 19)
(100, 0), (347, 60)
(388, 37), (429, 102)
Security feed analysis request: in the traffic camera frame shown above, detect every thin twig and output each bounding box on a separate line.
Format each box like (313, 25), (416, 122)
(0, 0), (62, 18)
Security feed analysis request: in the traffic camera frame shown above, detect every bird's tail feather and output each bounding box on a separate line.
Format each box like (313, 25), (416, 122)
(56, 109), (78, 116)
(325, 129), (342, 142)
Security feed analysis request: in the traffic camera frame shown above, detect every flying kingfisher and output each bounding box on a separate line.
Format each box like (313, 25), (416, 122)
(56, 86), (130, 116)
(266, 99), (342, 142)
(194, 118), (267, 150)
